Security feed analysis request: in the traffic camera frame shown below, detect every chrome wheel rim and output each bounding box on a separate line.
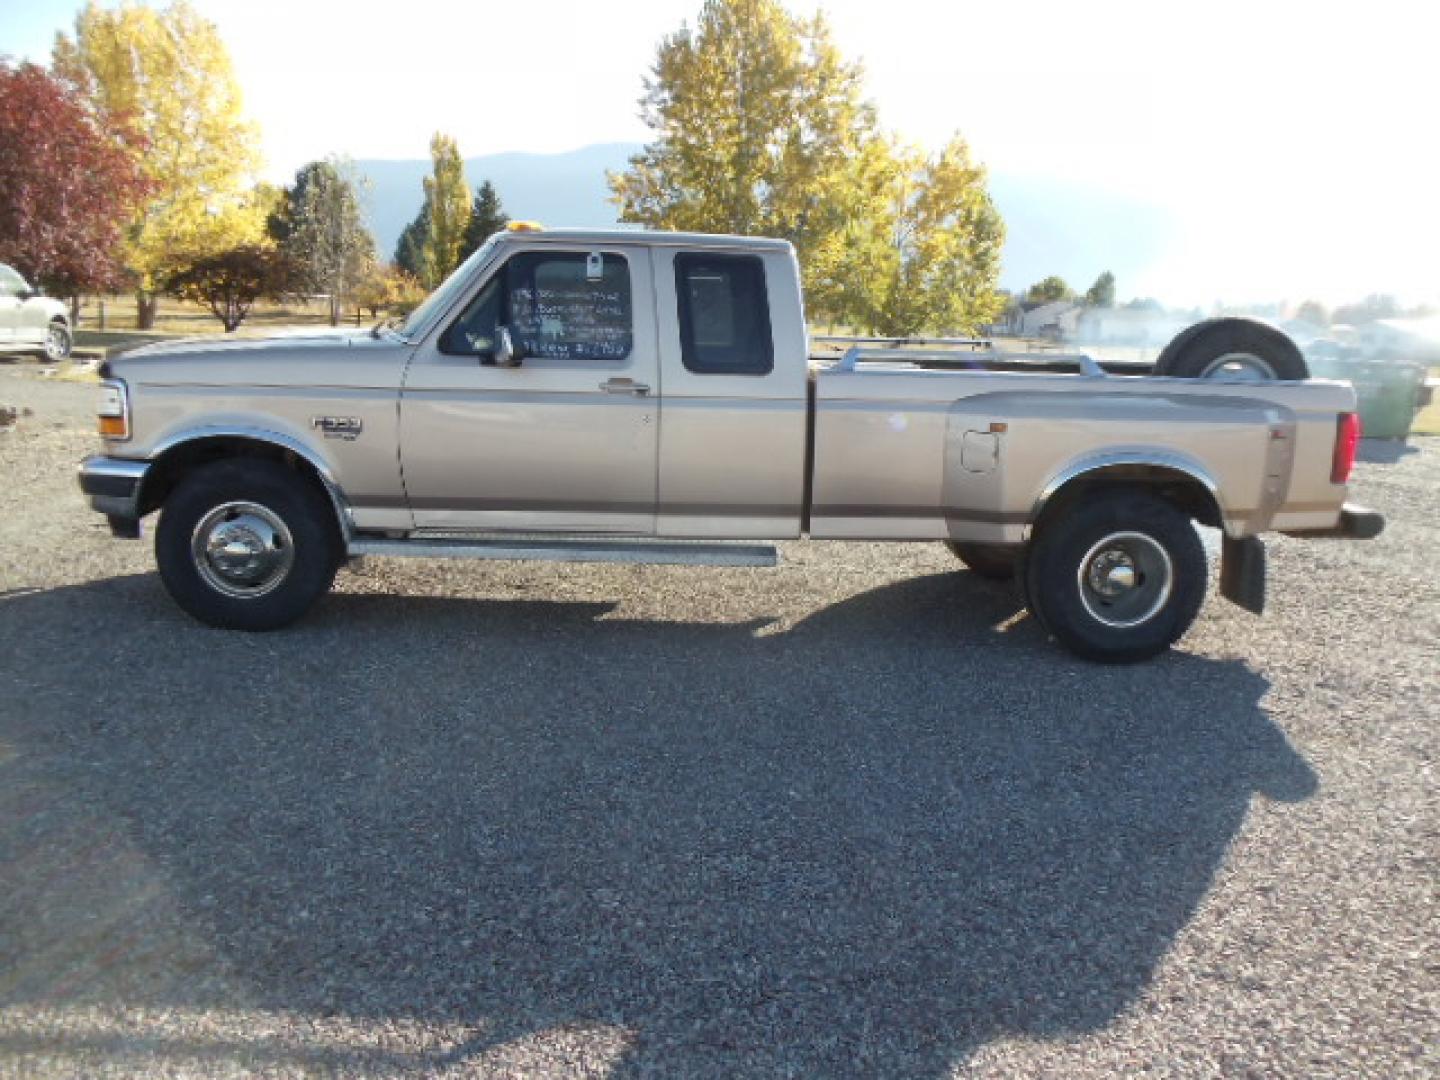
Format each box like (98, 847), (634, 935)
(191, 501), (294, 599)
(1077, 531), (1173, 629)
(1199, 351), (1276, 381)
(44, 325), (69, 361)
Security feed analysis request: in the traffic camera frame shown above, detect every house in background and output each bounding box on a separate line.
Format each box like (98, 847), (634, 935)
(1001, 300), (1082, 339)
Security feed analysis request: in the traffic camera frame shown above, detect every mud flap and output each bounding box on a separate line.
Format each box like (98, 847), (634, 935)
(107, 514), (141, 539)
(1220, 534), (1266, 615)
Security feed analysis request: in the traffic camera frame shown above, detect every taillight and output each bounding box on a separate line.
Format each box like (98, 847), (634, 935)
(1332, 412), (1360, 484)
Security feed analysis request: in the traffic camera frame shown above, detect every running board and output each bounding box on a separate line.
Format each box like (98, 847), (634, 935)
(346, 535), (779, 567)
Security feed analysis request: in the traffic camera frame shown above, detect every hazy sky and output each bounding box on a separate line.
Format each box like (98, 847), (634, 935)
(4, 0), (1434, 305)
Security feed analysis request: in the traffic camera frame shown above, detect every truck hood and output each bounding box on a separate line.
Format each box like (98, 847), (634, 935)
(108, 327), (408, 388)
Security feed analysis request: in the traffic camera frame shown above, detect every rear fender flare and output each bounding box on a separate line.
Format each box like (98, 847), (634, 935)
(1026, 450), (1229, 539)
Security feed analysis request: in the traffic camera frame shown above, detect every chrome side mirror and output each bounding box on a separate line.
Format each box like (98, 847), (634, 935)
(492, 325), (523, 367)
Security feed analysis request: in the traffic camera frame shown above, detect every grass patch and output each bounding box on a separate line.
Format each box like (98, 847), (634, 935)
(53, 362), (101, 384)
(1413, 396), (1440, 436)
(1415, 368), (1440, 437)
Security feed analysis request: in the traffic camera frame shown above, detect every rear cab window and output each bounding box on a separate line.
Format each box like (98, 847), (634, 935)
(674, 253), (773, 375)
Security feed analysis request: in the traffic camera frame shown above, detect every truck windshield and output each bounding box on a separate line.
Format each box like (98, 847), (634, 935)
(395, 237), (500, 341)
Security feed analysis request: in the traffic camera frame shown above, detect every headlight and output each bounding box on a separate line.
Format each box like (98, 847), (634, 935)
(97, 380), (130, 440)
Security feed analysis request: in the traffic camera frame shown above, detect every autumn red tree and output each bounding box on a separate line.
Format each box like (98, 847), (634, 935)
(0, 61), (149, 298)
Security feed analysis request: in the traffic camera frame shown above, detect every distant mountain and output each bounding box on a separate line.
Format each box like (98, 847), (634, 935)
(355, 144), (1177, 297)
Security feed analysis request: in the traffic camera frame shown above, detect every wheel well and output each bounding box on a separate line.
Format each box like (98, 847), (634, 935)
(1035, 464), (1223, 532)
(138, 437), (342, 527)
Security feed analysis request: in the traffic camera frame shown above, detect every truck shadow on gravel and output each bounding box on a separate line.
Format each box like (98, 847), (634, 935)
(1356, 439), (1419, 465)
(0, 570), (1318, 1076)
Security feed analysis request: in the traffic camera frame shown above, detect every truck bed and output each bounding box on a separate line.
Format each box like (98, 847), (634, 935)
(807, 355), (1356, 544)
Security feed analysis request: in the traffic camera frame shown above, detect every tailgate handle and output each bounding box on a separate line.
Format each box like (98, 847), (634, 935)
(600, 378), (650, 396)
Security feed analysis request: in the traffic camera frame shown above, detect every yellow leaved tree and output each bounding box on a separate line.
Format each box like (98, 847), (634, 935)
(53, 1), (267, 328)
(421, 133), (472, 289)
(856, 136), (1007, 336)
(610, 0), (1005, 336)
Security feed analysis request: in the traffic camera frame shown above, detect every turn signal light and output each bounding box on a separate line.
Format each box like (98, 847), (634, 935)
(97, 379), (130, 440)
(1332, 412), (1360, 484)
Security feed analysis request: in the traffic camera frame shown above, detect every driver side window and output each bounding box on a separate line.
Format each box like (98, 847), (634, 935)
(440, 250), (632, 361)
(441, 275), (501, 355)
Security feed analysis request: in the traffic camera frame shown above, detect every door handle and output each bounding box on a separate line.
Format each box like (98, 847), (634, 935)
(600, 378), (650, 396)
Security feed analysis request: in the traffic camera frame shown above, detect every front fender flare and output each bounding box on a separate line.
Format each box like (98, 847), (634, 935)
(142, 426), (354, 540)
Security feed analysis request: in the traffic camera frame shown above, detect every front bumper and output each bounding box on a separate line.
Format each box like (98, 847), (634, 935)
(78, 455), (150, 532)
(1282, 502), (1386, 540)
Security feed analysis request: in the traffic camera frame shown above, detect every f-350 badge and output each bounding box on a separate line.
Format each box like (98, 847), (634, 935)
(312, 416), (362, 440)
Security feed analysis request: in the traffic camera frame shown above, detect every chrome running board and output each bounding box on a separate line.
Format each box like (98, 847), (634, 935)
(347, 535), (778, 567)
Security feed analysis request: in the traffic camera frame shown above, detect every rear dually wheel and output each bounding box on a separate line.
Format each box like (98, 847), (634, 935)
(1024, 489), (1206, 663)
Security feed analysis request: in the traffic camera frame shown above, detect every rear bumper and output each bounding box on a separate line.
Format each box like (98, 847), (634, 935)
(1282, 502), (1386, 540)
(78, 455), (150, 523)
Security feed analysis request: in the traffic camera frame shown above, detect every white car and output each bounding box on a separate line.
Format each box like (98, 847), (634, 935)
(0, 263), (72, 360)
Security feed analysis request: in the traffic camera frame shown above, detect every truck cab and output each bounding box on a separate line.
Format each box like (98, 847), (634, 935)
(394, 229), (809, 539)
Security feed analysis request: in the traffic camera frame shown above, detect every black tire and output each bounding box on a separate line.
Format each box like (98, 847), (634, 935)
(943, 541), (1017, 581)
(1024, 489), (1206, 663)
(155, 459), (340, 631)
(1013, 543), (1042, 631)
(44, 319), (72, 361)
(1152, 317), (1308, 381)
(1149, 319), (1210, 375)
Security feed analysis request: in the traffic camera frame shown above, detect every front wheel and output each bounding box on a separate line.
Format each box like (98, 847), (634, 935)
(44, 320), (72, 361)
(155, 460), (340, 630)
(1025, 490), (1206, 663)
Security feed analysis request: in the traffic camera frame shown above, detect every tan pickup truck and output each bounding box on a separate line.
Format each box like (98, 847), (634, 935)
(79, 226), (1383, 661)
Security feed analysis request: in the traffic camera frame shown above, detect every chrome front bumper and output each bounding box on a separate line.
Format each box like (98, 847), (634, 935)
(78, 455), (150, 532)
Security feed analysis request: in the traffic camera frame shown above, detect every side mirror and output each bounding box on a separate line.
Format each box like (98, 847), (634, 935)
(492, 325), (524, 368)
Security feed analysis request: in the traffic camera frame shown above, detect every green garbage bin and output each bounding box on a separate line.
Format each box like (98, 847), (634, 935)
(1308, 355), (1423, 440)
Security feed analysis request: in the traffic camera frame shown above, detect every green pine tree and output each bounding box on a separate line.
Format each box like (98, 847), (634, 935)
(394, 199), (429, 281)
(269, 159), (375, 325)
(458, 179), (509, 260)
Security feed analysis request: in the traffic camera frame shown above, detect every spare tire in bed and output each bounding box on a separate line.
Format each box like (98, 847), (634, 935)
(1152, 317), (1309, 381)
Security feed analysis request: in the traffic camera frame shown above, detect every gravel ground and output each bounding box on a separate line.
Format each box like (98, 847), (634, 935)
(0, 367), (1435, 1078)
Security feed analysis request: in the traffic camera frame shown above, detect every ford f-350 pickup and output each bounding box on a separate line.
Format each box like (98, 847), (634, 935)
(79, 225), (1383, 661)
